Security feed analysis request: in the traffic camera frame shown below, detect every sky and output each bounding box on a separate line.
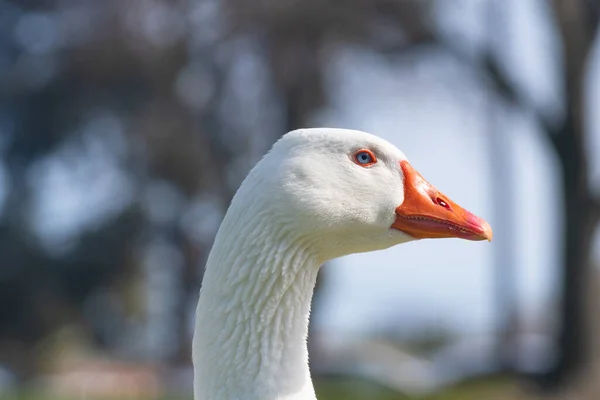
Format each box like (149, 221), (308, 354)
(314, 0), (600, 336)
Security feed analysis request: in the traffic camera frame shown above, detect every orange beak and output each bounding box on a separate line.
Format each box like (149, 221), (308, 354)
(391, 160), (493, 241)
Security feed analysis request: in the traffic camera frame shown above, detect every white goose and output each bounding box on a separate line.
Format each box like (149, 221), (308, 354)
(193, 128), (492, 400)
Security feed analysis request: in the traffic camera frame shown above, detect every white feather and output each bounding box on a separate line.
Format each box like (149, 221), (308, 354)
(193, 128), (416, 400)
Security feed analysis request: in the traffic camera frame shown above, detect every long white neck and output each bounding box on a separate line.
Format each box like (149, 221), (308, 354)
(193, 201), (321, 400)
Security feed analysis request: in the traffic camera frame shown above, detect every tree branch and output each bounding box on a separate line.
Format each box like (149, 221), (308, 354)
(585, 0), (600, 43)
(428, 37), (556, 135)
(591, 195), (600, 222)
(546, 122), (567, 158)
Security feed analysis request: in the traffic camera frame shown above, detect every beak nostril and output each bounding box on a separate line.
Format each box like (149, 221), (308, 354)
(435, 197), (450, 209)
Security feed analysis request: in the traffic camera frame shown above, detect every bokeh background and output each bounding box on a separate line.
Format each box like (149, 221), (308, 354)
(0, 0), (599, 399)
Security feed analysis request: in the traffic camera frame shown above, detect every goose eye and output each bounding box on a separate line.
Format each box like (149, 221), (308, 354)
(353, 150), (377, 166)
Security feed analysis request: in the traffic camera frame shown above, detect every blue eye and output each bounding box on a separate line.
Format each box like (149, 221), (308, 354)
(354, 150), (376, 166)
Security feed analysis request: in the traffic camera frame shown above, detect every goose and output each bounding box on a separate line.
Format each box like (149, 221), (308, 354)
(193, 128), (492, 400)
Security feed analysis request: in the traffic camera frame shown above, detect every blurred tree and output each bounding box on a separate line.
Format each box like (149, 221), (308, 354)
(469, 0), (600, 388)
(2, 0), (597, 393)
(0, 0), (433, 373)
(0, 0), (260, 375)
(543, 0), (599, 387)
(0, 0), (437, 379)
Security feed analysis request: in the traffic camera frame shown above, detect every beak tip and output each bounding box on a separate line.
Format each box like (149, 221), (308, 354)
(481, 221), (493, 242)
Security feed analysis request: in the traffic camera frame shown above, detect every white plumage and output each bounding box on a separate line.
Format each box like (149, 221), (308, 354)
(193, 128), (491, 400)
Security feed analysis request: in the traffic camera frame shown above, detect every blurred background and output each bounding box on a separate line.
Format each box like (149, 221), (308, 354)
(0, 0), (599, 399)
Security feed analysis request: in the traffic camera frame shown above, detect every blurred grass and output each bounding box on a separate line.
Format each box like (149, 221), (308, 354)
(314, 376), (526, 400)
(0, 376), (530, 400)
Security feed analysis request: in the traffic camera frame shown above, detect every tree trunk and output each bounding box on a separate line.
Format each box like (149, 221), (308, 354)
(538, 0), (600, 388)
(543, 112), (600, 387)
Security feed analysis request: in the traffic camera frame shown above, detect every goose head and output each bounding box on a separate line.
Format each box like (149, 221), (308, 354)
(244, 128), (492, 261)
(195, 128), (492, 400)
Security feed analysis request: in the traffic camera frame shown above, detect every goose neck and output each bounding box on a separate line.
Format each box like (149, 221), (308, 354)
(193, 212), (320, 400)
